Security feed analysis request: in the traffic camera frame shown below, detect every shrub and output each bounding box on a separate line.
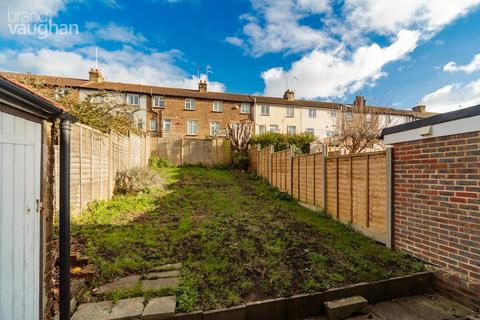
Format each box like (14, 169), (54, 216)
(114, 166), (164, 195)
(249, 132), (315, 154)
(149, 156), (172, 169)
(232, 150), (249, 170)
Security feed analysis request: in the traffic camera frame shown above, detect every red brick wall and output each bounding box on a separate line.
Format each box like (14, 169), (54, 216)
(392, 131), (480, 311)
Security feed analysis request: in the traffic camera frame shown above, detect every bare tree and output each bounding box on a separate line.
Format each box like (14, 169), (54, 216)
(225, 120), (254, 152)
(325, 104), (393, 154)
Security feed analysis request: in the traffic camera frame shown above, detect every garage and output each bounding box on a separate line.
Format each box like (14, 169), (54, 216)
(0, 75), (74, 320)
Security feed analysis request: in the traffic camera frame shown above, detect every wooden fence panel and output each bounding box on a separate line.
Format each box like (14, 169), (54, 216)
(249, 147), (388, 244)
(249, 148), (258, 173)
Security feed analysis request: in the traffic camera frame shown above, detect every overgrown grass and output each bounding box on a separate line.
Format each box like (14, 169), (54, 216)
(72, 166), (424, 312)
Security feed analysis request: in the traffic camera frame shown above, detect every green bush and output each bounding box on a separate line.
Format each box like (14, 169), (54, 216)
(232, 150), (249, 170)
(249, 132), (315, 154)
(149, 156), (172, 169)
(114, 166), (164, 195)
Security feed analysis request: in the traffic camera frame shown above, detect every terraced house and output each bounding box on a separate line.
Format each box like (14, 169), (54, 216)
(2, 70), (430, 139)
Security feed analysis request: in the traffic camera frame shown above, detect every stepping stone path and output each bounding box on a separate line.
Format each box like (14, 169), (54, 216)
(71, 263), (182, 320)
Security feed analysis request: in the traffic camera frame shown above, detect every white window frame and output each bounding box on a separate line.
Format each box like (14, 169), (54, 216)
(150, 119), (157, 132)
(326, 130), (335, 137)
(286, 107), (294, 118)
(346, 111), (353, 121)
(153, 96), (165, 109)
(308, 109), (316, 118)
(163, 118), (172, 134)
(258, 125), (266, 134)
(260, 105), (270, 116)
(137, 118), (144, 129)
(90, 95), (104, 104)
(269, 124), (279, 132)
(212, 101), (223, 112)
(330, 110), (337, 118)
(187, 120), (199, 135)
(240, 103), (250, 114)
(306, 128), (314, 135)
(127, 94), (140, 106)
(210, 121), (221, 136)
(185, 98), (196, 110)
(287, 125), (296, 135)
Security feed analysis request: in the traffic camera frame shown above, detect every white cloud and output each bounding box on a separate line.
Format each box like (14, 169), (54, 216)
(0, 47), (226, 92)
(421, 79), (480, 113)
(443, 53), (480, 73)
(262, 30), (419, 99)
(84, 22), (146, 44)
(229, 0), (333, 56)
(228, 0), (480, 98)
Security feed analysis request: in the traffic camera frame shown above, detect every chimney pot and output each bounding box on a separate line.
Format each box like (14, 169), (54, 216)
(412, 105), (426, 113)
(89, 68), (104, 83)
(198, 80), (207, 93)
(283, 89), (295, 101)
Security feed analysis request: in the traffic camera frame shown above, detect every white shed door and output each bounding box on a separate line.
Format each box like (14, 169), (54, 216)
(0, 111), (41, 320)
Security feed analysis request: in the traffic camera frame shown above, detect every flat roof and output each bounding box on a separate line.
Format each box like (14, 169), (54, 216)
(381, 104), (480, 137)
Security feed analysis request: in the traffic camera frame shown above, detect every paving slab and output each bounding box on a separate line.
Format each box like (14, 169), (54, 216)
(151, 263), (182, 272)
(324, 296), (367, 320)
(142, 296), (176, 320)
(145, 270), (181, 279)
(109, 297), (145, 320)
(96, 275), (141, 295)
(141, 277), (178, 291)
(71, 301), (113, 320)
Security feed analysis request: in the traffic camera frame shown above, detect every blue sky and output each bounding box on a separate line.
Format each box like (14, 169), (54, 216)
(1, 0), (480, 112)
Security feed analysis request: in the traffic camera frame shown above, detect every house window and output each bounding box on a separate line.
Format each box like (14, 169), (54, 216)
(127, 94), (140, 106)
(185, 98), (196, 110)
(308, 109), (316, 118)
(330, 110), (337, 118)
(286, 107), (294, 117)
(366, 113), (373, 123)
(210, 121), (221, 136)
(258, 125), (266, 134)
(212, 101), (223, 112)
(306, 128), (314, 135)
(287, 125), (296, 135)
(150, 119), (157, 132)
(187, 120), (199, 135)
(346, 111), (353, 121)
(91, 95), (104, 104)
(137, 118), (144, 129)
(240, 103), (250, 114)
(260, 105), (270, 116)
(326, 130), (335, 137)
(163, 118), (172, 134)
(154, 96), (165, 108)
(269, 124), (279, 132)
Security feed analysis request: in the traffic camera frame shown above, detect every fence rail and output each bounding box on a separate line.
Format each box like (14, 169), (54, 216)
(55, 123), (151, 215)
(151, 137), (232, 166)
(249, 146), (391, 244)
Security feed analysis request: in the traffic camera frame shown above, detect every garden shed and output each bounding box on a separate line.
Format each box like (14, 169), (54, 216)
(0, 75), (74, 320)
(382, 104), (480, 311)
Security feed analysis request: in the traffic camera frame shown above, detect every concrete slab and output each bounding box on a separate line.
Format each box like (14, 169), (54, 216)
(145, 270), (181, 279)
(141, 277), (178, 291)
(324, 296), (367, 320)
(203, 305), (246, 320)
(96, 275), (142, 295)
(142, 296), (176, 320)
(109, 297), (145, 320)
(151, 263), (182, 272)
(71, 301), (113, 320)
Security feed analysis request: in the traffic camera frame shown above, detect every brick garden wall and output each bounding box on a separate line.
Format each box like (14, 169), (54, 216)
(392, 131), (480, 311)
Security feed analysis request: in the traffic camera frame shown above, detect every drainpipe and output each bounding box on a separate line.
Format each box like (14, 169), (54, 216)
(59, 119), (72, 320)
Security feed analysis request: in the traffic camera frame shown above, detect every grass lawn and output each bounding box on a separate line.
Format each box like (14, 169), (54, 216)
(72, 166), (424, 312)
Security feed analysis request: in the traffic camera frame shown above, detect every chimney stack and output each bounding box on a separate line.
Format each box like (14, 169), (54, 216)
(283, 89), (295, 101)
(353, 96), (366, 108)
(88, 68), (104, 83)
(198, 80), (207, 93)
(412, 104), (426, 113)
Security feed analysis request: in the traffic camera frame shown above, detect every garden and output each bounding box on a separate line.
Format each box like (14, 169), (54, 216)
(70, 161), (424, 313)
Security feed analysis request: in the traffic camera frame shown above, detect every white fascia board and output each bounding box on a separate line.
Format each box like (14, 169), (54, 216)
(384, 115), (480, 144)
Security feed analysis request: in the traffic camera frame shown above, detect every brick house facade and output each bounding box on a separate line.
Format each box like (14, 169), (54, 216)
(383, 105), (480, 311)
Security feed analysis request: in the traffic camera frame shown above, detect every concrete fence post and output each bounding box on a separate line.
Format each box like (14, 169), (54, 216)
(386, 147), (393, 249)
